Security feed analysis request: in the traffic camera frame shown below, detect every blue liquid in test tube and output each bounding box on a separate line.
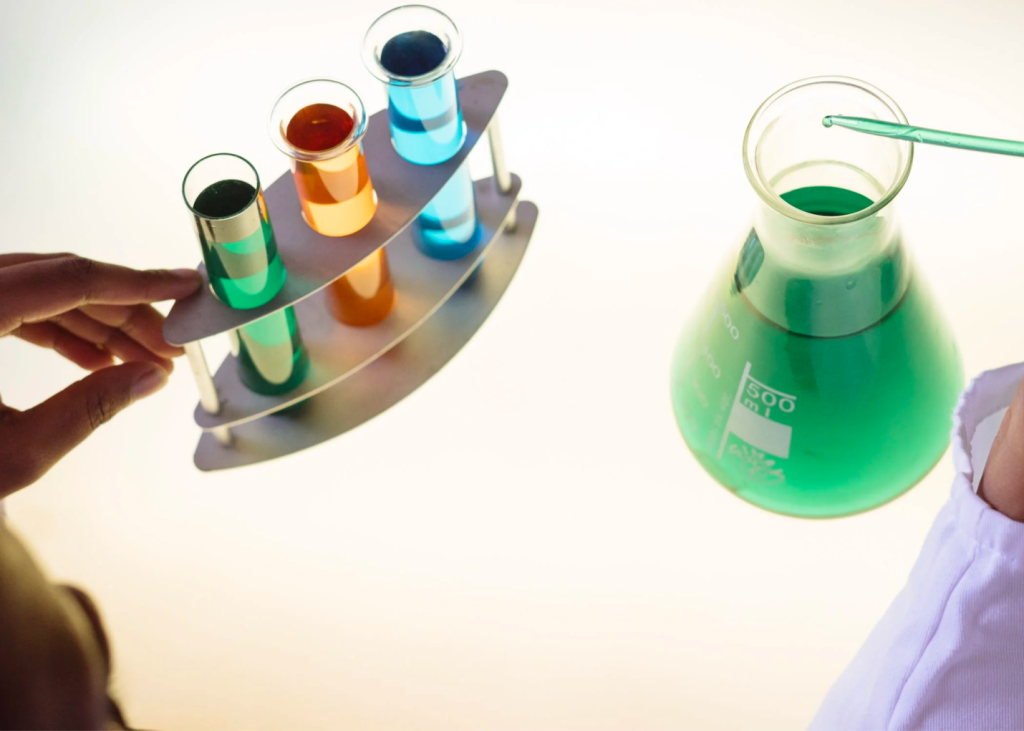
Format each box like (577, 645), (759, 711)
(365, 9), (480, 261)
(384, 33), (465, 165)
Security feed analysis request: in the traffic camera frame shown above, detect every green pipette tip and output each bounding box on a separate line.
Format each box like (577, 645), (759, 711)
(822, 115), (1024, 158)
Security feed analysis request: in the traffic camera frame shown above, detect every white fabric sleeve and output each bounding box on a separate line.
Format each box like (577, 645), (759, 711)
(809, 362), (1024, 731)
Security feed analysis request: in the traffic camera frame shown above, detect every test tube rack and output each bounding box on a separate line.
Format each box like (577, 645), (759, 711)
(163, 71), (537, 471)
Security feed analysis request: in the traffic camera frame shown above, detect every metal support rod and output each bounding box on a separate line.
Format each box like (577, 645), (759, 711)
(487, 113), (517, 232)
(184, 341), (232, 446)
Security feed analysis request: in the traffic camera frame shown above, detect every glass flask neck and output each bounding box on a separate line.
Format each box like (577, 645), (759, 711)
(738, 77), (914, 337)
(740, 200), (909, 337)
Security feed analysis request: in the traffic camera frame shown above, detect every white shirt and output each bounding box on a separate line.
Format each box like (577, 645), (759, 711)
(810, 363), (1024, 730)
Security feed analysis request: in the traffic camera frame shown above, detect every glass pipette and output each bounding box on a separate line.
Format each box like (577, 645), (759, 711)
(823, 115), (1024, 158)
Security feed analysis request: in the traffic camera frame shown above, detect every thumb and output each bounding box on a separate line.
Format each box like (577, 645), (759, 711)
(978, 378), (1024, 522)
(0, 362), (167, 493)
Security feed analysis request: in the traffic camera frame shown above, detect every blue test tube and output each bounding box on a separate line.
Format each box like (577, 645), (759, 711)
(364, 5), (480, 260)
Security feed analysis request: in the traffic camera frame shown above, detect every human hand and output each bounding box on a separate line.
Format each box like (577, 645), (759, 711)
(0, 253), (200, 496)
(978, 377), (1024, 522)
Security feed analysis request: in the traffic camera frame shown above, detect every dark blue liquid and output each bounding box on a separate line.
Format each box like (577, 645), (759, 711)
(381, 30), (446, 77)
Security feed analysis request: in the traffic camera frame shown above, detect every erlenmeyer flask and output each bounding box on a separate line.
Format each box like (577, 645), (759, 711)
(670, 77), (963, 518)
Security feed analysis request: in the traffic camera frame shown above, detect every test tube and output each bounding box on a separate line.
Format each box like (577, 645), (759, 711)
(364, 5), (480, 261)
(230, 306), (310, 396)
(269, 80), (396, 326)
(182, 153), (286, 309)
(183, 153), (310, 396)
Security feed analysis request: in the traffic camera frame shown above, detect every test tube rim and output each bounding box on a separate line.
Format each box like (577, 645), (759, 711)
(267, 78), (370, 163)
(742, 75), (914, 227)
(181, 152), (261, 221)
(362, 4), (464, 88)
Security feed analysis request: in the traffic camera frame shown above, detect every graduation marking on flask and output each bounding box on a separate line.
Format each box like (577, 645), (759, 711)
(717, 362), (797, 460)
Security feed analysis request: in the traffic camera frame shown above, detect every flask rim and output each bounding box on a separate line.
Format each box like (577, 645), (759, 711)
(743, 76), (913, 226)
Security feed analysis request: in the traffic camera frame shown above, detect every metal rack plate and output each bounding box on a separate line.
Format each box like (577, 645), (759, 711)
(195, 175), (521, 430)
(193, 201), (537, 471)
(164, 70), (508, 347)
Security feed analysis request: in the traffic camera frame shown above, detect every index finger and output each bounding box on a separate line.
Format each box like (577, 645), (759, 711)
(0, 252), (73, 269)
(0, 256), (200, 335)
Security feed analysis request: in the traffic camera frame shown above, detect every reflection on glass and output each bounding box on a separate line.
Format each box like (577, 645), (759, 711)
(183, 153), (285, 310)
(415, 163), (479, 260)
(231, 306), (310, 396)
(326, 249), (396, 327)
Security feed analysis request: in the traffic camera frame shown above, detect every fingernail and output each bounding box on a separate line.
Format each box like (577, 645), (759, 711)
(132, 366), (168, 398)
(167, 267), (202, 291)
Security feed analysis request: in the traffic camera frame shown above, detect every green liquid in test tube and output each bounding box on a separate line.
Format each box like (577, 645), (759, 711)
(232, 306), (310, 396)
(183, 153), (286, 310)
(184, 153), (309, 397)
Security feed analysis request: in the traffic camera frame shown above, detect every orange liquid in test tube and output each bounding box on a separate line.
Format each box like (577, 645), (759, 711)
(285, 102), (395, 326)
(326, 250), (396, 327)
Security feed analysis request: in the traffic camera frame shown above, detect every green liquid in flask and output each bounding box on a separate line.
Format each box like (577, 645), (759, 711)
(671, 186), (963, 518)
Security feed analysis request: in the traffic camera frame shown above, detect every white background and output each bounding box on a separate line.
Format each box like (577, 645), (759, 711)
(2, 0), (1024, 728)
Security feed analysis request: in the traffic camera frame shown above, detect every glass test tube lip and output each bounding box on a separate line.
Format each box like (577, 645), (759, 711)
(362, 5), (463, 87)
(182, 152), (261, 220)
(268, 78), (369, 163)
(743, 76), (914, 227)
